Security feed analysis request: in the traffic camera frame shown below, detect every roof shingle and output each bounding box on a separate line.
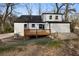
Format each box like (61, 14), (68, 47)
(14, 15), (42, 23)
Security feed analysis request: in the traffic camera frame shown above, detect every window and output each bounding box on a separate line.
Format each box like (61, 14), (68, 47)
(24, 24), (27, 28)
(49, 15), (52, 19)
(32, 24), (35, 27)
(39, 24), (45, 30)
(55, 16), (58, 19)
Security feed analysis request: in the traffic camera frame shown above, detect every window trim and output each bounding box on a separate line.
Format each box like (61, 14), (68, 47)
(49, 15), (52, 19)
(32, 24), (35, 27)
(55, 16), (58, 20)
(39, 24), (45, 30)
(24, 24), (27, 28)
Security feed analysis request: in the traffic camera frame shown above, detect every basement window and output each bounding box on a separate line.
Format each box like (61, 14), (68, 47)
(39, 24), (45, 30)
(55, 16), (58, 19)
(49, 15), (52, 19)
(32, 24), (35, 27)
(24, 24), (27, 28)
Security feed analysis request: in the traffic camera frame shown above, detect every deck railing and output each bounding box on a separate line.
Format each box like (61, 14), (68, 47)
(24, 29), (50, 36)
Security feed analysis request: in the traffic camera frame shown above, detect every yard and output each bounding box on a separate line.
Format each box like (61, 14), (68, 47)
(0, 3), (79, 56)
(0, 37), (79, 56)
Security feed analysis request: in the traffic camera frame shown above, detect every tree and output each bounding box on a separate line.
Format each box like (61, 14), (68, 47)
(38, 3), (41, 15)
(25, 3), (32, 15)
(25, 3), (33, 21)
(55, 3), (65, 13)
(65, 3), (69, 21)
(64, 3), (76, 21)
(0, 3), (17, 33)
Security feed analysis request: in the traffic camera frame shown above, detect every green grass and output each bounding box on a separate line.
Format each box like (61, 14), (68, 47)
(47, 40), (62, 48)
(35, 39), (62, 48)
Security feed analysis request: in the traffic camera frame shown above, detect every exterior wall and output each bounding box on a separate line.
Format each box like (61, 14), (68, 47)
(28, 23), (45, 29)
(14, 23), (46, 36)
(50, 23), (70, 33)
(28, 23), (71, 33)
(42, 14), (63, 22)
(45, 23), (49, 29)
(44, 23), (50, 32)
(14, 23), (25, 36)
(14, 23), (70, 36)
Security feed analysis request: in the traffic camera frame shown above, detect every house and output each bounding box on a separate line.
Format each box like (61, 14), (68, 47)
(14, 13), (71, 37)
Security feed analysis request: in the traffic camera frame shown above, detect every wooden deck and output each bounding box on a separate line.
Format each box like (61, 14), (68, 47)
(24, 29), (50, 37)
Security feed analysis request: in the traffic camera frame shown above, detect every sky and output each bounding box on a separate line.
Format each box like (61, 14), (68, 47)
(14, 3), (79, 16)
(74, 4), (79, 12)
(14, 3), (54, 16)
(0, 3), (79, 16)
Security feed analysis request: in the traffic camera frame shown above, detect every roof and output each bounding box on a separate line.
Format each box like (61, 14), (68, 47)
(42, 13), (63, 15)
(14, 15), (42, 23)
(46, 21), (71, 23)
(14, 13), (64, 23)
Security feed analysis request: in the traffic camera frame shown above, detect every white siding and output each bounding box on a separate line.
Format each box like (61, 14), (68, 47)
(45, 23), (49, 29)
(28, 23), (38, 29)
(14, 23), (70, 36)
(42, 14), (63, 22)
(14, 23), (25, 36)
(14, 23), (46, 36)
(28, 23), (45, 29)
(50, 23), (70, 33)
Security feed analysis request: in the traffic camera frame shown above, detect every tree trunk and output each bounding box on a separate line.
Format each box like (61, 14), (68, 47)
(56, 9), (59, 14)
(65, 4), (69, 22)
(1, 23), (5, 33)
(38, 3), (41, 15)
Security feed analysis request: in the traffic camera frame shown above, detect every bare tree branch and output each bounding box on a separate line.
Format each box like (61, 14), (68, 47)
(25, 3), (32, 15)
(64, 3), (76, 21)
(55, 3), (65, 13)
(38, 3), (41, 15)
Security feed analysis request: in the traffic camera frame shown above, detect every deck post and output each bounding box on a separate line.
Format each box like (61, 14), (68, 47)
(49, 23), (51, 35)
(36, 29), (38, 38)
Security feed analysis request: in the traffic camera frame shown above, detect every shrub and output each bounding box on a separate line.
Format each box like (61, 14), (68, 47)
(4, 23), (14, 33)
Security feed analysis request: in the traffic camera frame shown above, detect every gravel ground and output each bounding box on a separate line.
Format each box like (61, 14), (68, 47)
(0, 33), (14, 42)
(0, 33), (14, 39)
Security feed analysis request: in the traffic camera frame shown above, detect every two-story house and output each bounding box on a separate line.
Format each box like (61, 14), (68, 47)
(14, 13), (71, 37)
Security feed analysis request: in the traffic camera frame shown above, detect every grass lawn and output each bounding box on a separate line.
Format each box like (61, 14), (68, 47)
(0, 37), (62, 53)
(0, 37), (79, 56)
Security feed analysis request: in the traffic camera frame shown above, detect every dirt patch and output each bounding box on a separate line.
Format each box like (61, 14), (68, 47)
(49, 33), (79, 40)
